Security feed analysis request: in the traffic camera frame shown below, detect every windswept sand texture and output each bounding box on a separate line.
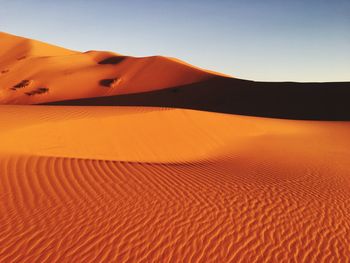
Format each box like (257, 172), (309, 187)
(0, 106), (350, 262)
(0, 33), (350, 262)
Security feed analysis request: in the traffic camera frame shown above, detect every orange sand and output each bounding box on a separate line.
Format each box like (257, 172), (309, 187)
(0, 32), (216, 104)
(1, 32), (350, 262)
(1, 106), (350, 262)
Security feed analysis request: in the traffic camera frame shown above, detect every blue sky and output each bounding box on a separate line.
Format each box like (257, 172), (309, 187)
(1, 0), (349, 81)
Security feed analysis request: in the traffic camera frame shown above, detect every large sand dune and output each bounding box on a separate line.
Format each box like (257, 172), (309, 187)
(2, 32), (350, 120)
(1, 106), (350, 262)
(0, 32), (214, 104)
(1, 33), (350, 262)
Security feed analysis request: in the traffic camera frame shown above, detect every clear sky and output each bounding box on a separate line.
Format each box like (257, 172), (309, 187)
(1, 0), (349, 82)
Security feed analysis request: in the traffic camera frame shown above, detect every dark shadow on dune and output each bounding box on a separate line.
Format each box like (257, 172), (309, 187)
(43, 77), (350, 121)
(12, 79), (31, 90)
(98, 56), (126, 65)
(25, 87), (49, 96)
(99, 78), (121, 88)
(99, 79), (115, 87)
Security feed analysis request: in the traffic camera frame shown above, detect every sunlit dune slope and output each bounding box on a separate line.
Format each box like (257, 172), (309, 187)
(0, 32), (215, 104)
(0, 105), (350, 262)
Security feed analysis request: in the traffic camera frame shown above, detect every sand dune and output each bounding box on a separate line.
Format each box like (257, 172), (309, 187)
(0, 32), (214, 104)
(1, 33), (350, 262)
(0, 106), (350, 262)
(2, 32), (350, 120)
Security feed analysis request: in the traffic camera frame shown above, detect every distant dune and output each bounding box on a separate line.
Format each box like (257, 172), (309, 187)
(1, 32), (350, 262)
(0, 32), (215, 104)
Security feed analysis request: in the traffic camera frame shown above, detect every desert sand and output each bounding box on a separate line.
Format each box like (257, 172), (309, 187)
(0, 32), (215, 104)
(0, 32), (350, 262)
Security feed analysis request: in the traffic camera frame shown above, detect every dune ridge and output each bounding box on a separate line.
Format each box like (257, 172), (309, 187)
(2, 32), (350, 120)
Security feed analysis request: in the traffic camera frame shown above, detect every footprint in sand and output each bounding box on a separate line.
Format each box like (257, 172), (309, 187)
(25, 87), (49, 96)
(1, 69), (9, 74)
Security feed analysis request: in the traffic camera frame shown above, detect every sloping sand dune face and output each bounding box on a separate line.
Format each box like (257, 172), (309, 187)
(0, 106), (350, 262)
(0, 32), (214, 104)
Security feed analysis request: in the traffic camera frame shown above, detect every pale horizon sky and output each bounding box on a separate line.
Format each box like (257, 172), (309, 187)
(1, 0), (349, 82)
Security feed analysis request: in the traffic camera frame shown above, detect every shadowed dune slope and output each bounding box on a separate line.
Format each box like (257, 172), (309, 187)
(0, 106), (350, 262)
(47, 77), (350, 120)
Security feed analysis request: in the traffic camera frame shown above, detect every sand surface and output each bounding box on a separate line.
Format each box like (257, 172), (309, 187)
(1, 32), (350, 262)
(0, 32), (215, 104)
(0, 106), (350, 262)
